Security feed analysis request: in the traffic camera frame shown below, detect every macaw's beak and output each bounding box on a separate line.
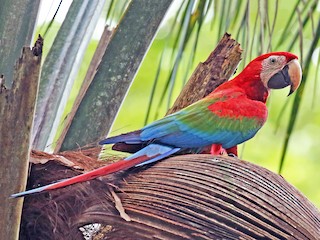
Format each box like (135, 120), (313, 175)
(267, 59), (302, 96)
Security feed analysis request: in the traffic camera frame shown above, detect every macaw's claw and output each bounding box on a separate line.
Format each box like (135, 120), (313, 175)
(228, 153), (238, 158)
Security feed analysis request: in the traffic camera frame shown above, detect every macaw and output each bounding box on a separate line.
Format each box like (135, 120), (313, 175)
(11, 52), (302, 198)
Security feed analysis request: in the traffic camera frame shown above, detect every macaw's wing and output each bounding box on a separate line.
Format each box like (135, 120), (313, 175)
(140, 91), (268, 149)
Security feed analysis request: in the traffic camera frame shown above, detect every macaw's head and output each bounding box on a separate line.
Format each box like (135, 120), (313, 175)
(244, 52), (302, 96)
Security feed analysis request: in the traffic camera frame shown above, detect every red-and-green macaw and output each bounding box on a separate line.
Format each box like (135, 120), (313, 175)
(11, 52), (302, 198)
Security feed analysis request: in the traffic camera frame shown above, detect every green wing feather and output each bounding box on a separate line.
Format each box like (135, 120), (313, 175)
(141, 91), (267, 148)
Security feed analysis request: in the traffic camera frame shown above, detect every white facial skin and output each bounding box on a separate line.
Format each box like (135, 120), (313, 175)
(260, 55), (287, 88)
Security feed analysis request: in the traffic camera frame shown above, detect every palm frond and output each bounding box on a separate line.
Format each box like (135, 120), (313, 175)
(60, 0), (173, 151)
(278, 19), (320, 173)
(275, 1), (300, 49)
(287, 0), (318, 52)
(144, 52), (164, 125)
(312, 49), (320, 108)
(153, 0), (197, 119)
(32, 0), (106, 151)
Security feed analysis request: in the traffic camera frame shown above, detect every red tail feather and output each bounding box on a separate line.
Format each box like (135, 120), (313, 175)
(46, 156), (150, 191)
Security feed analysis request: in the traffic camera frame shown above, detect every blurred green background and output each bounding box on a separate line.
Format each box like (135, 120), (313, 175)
(39, 0), (320, 208)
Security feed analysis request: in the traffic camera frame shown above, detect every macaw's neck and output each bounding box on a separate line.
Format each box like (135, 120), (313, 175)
(216, 73), (269, 103)
(235, 74), (269, 103)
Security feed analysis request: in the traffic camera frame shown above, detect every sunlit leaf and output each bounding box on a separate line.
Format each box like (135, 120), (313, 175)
(32, 0), (106, 151)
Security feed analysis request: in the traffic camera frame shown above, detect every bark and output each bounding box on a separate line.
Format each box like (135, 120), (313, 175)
(0, 37), (42, 240)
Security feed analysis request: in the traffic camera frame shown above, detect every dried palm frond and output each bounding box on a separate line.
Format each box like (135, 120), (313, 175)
(20, 150), (320, 239)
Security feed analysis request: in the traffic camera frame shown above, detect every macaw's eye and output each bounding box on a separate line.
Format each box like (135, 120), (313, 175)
(270, 57), (276, 64)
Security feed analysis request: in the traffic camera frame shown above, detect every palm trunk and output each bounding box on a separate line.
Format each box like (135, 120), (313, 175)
(0, 38), (42, 240)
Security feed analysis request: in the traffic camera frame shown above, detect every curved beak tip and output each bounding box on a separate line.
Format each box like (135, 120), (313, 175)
(287, 59), (302, 96)
(287, 89), (294, 96)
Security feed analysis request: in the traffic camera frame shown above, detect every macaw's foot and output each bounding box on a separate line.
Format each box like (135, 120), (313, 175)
(205, 145), (239, 159)
(226, 146), (238, 157)
(210, 144), (227, 155)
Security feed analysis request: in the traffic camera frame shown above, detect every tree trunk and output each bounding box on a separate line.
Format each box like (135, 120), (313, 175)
(0, 37), (42, 240)
(0, 0), (40, 86)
